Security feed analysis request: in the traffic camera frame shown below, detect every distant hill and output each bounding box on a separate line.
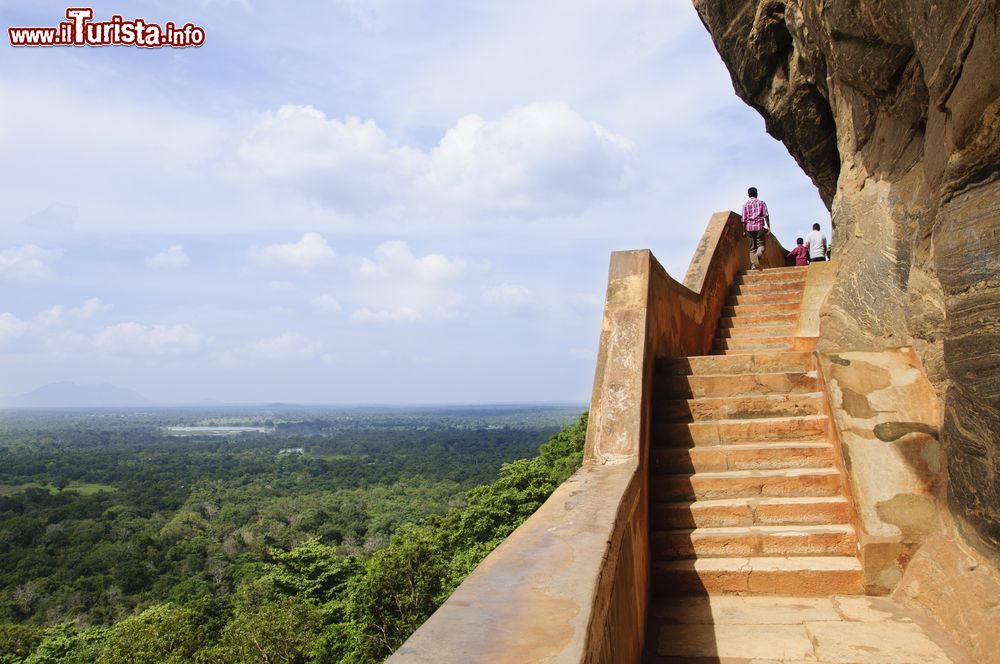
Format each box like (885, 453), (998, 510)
(5, 382), (151, 408)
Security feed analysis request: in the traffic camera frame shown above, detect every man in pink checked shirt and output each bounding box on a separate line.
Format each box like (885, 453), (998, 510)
(741, 186), (771, 270)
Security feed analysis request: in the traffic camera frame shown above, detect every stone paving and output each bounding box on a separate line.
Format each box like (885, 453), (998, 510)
(644, 595), (967, 663)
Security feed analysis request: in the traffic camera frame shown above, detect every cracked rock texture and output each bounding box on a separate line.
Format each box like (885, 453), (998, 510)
(693, 1), (1000, 554)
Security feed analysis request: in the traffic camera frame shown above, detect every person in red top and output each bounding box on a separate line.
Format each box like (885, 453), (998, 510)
(741, 187), (770, 270)
(787, 237), (810, 266)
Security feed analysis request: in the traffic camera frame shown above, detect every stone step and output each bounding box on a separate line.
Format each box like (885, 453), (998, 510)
(717, 324), (797, 339)
(735, 270), (807, 286)
(721, 301), (801, 318)
(712, 337), (795, 352)
(718, 324), (799, 339)
(650, 468), (843, 501)
(650, 496), (851, 529)
(651, 442), (836, 474)
(654, 415), (829, 447)
(655, 371), (819, 399)
(731, 282), (806, 296)
(720, 312), (800, 328)
(655, 393), (825, 422)
(650, 524), (858, 559)
(726, 291), (802, 307)
(651, 556), (864, 596)
(656, 352), (815, 377)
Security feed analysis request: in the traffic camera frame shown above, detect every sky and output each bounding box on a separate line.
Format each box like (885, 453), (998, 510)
(0, 1), (831, 404)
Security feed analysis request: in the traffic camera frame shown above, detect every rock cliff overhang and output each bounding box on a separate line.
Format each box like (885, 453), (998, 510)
(692, 0), (1000, 557)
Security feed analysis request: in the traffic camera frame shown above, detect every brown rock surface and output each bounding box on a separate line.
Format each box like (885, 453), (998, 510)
(692, 0), (1000, 554)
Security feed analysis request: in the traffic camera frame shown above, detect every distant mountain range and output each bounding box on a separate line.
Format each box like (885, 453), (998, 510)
(3, 382), (151, 408)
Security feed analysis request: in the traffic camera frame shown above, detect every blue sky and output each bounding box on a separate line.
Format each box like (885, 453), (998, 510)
(0, 1), (830, 404)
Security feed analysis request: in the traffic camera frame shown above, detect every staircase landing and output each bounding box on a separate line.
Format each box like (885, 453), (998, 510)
(644, 595), (964, 663)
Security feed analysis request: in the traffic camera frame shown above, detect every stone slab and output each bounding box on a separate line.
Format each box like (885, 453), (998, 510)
(650, 596), (841, 625)
(656, 415), (829, 446)
(831, 595), (911, 623)
(805, 621), (952, 664)
(656, 352), (815, 377)
(648, 595), (965, 663)
(819, 347), (943, 594)
(656, 393), (825, 423)
(656, 623), (816, 660)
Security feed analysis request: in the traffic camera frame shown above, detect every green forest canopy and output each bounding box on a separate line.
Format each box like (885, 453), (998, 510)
(0, 406), (587, 662)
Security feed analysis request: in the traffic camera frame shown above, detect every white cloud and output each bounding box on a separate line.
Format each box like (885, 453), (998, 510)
(237, 105), (423, 209)
(0, 313), (29, 348)
(93, 322), (203, 355)
(0, 244), (61, 282)
(425, 101), (633, 215)
(359, 241), (467, 280)
(235, 101), (631, 218)
(350, 307), (424, 324)
(244, 332), (323, 360)
(482, 283), (536, 316)
(146, 245), (191, 270)
(351, 242), (468, 324)
(77, 298), (108, 319)
(312, 294), (343, 313)
(34, 307), (65, 328)
(35, 298), (110, 327)
(249, 232), (336, 269)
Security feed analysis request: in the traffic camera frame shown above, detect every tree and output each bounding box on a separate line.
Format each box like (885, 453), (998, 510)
(23, 624), (108, 664)
(266, 539), (360, 620)
(92, 603), (204, 664)
(0, 622), (46, 664)
(346, 525), (448, 661)
(209, 582), (323, 664)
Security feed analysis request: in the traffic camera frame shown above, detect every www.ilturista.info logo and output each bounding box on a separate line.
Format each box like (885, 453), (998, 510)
(8, 8), (206, 48)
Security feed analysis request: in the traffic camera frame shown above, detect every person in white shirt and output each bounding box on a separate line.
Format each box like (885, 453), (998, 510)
(805, 223), (828, 262)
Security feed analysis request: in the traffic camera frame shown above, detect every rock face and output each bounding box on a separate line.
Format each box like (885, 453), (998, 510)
(692, 1), (1000, 555)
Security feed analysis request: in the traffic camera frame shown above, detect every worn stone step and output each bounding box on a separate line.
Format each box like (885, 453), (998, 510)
(650, 496), (851, 529)
(650, 524), (858, 559)
(718, 324), (797, 339)
(651, 442), (835, 474)
(712, 337), (795, 352)
(655, 371), (819, 399)
(735, 270), (807, 286)
(650, 468), (843, 501)
(651, 556), (864, 596)
(726, 291), (802, 307)
(656, 352), (815, 377)
(655, 393), (825, 423)
(731, 281), (806, 297)
(721, 301), (801, 318)
(654, 415), (829, 447)
(720, 312), (800, 328)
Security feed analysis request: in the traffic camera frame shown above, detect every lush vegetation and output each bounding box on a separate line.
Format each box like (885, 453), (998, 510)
(0, 406), (587, 662)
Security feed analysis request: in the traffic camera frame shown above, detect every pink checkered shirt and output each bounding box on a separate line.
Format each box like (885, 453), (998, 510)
(742, 197), (769, 232)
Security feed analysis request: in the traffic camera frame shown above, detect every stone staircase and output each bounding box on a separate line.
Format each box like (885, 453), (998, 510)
(649, 266), (863, 597)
